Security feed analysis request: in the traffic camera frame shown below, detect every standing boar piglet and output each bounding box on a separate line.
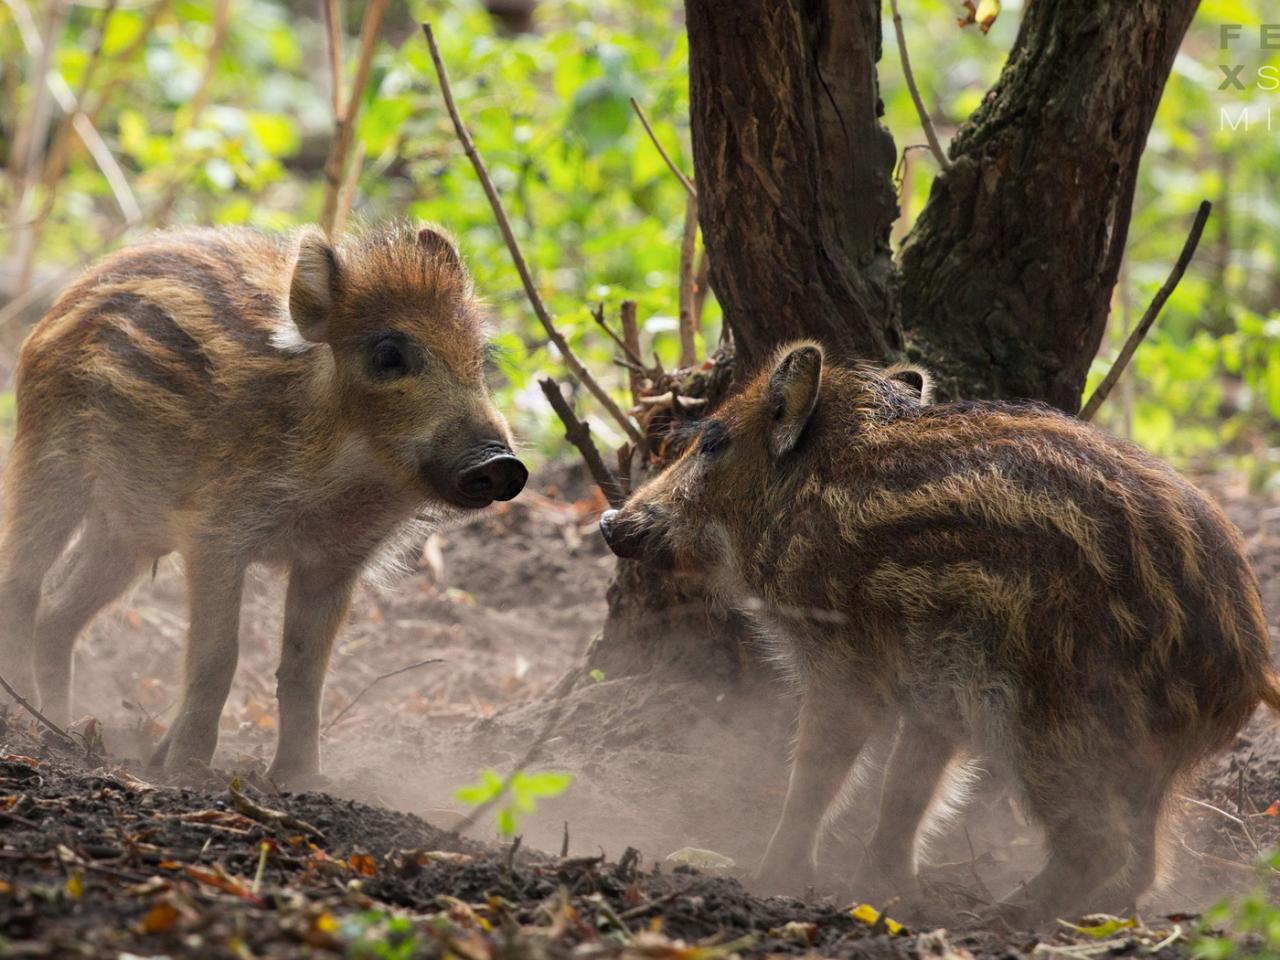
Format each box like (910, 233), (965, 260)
(0, 222), (526, 783)
(600, 341), (1280, 921)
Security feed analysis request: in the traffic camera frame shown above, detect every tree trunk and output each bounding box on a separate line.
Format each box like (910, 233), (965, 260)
(591, 0), (1200, 683)
(899, 0), (1199, 412)
(684, 0), (901, 374)
(592, 0), (904, 683)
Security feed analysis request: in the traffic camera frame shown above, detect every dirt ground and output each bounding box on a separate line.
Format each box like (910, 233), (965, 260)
(1, 466), (1279, 957)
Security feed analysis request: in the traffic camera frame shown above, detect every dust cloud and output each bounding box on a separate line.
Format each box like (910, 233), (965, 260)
(53, 470), (1280, 922)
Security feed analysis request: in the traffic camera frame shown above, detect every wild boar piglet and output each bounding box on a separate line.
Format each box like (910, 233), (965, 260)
(0, 222), (526, 782)
(600, 341), (1279, 921)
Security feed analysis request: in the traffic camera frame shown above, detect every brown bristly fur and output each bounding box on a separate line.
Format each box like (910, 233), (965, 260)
(603, 341), (1279, 921)
(0, 221), (523, 783)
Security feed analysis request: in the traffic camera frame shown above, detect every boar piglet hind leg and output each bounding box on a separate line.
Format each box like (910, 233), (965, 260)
(857, 718), (961, 904)
(150, 544), (246, 769)
(756, 680), (885, 892)
(268, 562), (358, 785)
(33, 511), (146, 723)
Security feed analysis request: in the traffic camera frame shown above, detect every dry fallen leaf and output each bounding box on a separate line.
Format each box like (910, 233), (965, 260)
(957, 0), (1000, 33)
(182, 865), (255, 899)
(348, 852), (378, 877)
(140, 900), (183, 934)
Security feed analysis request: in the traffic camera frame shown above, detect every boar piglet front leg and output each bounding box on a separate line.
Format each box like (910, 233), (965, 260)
(756, 679), (882, 890)
(268, 562), (357, 784)
(152, 544), (246, 769)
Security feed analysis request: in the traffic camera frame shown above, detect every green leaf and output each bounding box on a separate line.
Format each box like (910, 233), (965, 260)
(247, 113), (299, 158)
(496, 808), (516, 836)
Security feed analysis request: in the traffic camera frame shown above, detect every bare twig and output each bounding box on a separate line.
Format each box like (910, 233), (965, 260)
(320, 0), (387, 236)
(628, 96), (695, 198)
(423, 22), (643, 446)
(677, 189), (699, 368)
(1079, 200), (1212, 421)
(7, 1), (139, 225)
(888, 0), (949, 171)
(589, 302), (644, 370)
(7, 0), (68, 290)
(692, 249), (710, 329)
(332, 139), (366, 238)
(229, 783), (326, 840)
(0, 672), (76, 745)
(322, 0), (344, 117)
(6, 0), (63, 187)
(186, 0), (231, 122)
(620, 300), (644, 406)
(539, 378), (625, 509)
(962, 826), (995, 904)
(322, 657), (443, 735)
(39, 0), (116, 191)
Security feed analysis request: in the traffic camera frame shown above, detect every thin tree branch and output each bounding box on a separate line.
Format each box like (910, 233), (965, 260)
(677, 188), (699, 368)
(620, 300), (643, 405)
(423, 22), (643, 446)
(888, 0), (949, 171)
(80, 0), (167, 126)
(538, 377), (625, 509)
(691, 248), (710, 328)
(39, 0), (116, 191)
(321, 657), (443, 736)
(589, 302), (645, 370)
(322, 0), (343, 118)
(628, 96), (695, 197)
(8, 0), (141, 224)
(332, 139), (365, 237)
(0, 672), (75, 746)
(186, 0), (231, 122)
(1079, 200), (1212, 422)
(320, 0), (386, 236)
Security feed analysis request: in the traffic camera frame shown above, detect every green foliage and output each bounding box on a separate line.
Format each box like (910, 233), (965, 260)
(7, 0), (1280, 473)
(454, 768), (573, 836)
(1191, 851), (1280, 958)
(341, 909), (424, 960)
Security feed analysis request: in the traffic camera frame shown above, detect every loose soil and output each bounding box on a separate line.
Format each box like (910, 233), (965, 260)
(1, 466), (1278, 958)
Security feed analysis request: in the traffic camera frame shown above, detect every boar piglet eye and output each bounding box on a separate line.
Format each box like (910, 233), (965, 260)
(365, 332), (423, 380)
(698, 419), (730, 458)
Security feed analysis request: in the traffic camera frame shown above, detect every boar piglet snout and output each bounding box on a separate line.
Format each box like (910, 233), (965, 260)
(599, 506), (673, 566)
(433, 439), (527, 509)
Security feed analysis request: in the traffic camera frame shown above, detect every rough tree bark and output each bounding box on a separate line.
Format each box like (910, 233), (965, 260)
(685, 0), (901, 374)
(589, 0), (1200, 683)
(900, 0), (1200, 412)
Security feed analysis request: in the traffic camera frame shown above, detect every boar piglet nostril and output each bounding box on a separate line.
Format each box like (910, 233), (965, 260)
(599, 508), (653, 560)
(455, 452), (527, 505)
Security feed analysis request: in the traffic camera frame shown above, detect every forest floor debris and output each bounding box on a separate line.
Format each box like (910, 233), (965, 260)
(0, 467), (1278, 956)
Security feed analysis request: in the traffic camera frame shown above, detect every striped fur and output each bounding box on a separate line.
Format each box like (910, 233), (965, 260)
(0, 222), (519, 783)
(604, 341), (1279, 921)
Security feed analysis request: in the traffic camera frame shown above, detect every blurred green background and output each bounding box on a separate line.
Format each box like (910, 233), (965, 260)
(1, 0), (1277, 481)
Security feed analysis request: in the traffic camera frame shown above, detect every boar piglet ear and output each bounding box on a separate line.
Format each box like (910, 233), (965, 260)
(289, 227), (341, 343)
(764, 343), (823, 458)
(417, 225), (462, 272)
(884, 362), (934, 404)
